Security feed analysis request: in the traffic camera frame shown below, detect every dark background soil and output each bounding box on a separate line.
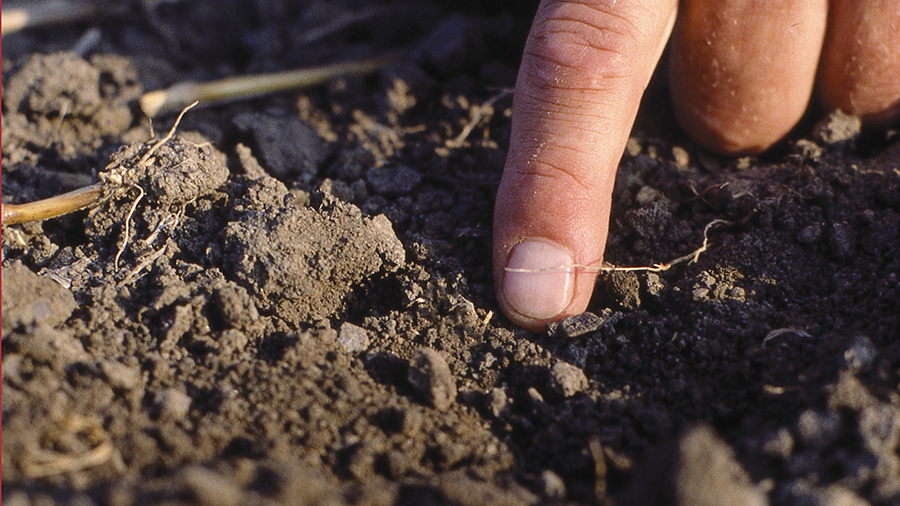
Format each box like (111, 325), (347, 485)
(3, 1), (900, 505)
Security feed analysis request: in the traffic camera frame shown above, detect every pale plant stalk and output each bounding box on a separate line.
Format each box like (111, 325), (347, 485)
(1, 0), (121, 36)
(1, 184), (103, 225)
(140, 53), (399, 117)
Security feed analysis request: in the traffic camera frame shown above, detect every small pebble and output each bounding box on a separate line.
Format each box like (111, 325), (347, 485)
(100, 360), (142, 390)
(408, 348), (456, 410)
(337, 322), (370, 353)
(549, 361), (588, 398)
(487, 387), (510, 418)
(829, 222), (857, 260)
(842, 335), (877, 372)
(157, 388), (192, 421)
(795, 409), (843, 449)
(550, 312), (605, 338)
(182, 466), (243, 506)
(540, 469), (567, 500)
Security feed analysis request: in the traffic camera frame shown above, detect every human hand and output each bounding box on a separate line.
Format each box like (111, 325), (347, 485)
(494, 0), (900, 331)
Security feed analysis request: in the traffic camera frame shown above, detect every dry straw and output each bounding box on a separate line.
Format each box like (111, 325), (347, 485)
(140, 53), (399, 117)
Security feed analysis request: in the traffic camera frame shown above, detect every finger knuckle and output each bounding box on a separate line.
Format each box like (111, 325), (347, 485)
(525, 0), (644, 92)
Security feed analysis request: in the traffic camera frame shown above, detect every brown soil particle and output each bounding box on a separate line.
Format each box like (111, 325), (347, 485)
(3, 1), (900, 505)
(407, 347), (457, 410)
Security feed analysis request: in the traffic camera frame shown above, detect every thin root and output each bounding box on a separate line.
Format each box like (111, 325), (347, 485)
(22, 440), (115, 479)
(118, 242), (169, 287)
(446, 88), (513, 148)
(114, 185), (144, 271)
(143, 203), (187, 245)
(504, 219), (732, 274)
(137, 101), (198, 167)
(113, 102), (195, 269)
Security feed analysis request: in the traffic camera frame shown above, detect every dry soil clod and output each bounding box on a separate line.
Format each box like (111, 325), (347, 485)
(408, 348), (457, 411)
(1, 102), (200, 228)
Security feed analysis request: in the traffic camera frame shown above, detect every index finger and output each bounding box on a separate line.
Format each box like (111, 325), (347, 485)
(494, 0), (677, 331)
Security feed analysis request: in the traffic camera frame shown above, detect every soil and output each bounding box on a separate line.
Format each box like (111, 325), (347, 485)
(2, 1), (900, 505)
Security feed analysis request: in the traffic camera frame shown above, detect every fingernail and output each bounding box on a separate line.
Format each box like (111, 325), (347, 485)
(503, 239), (575, 320)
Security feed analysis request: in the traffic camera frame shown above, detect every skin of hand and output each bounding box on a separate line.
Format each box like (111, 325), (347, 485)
(494, 0), (900, 332)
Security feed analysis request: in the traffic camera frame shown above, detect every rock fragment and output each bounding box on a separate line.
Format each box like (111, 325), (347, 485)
(621, 424), (768, 506)
(157, 389), (192, 421)
(337, 323), (370, 353)
(224, 194), (405, 325)
(100, 360), (142, 390)
(2, 262), (77, 330)
(550, 312), (605, 338)
(408, 348), (456, 410)
(549, 361), (588, 398)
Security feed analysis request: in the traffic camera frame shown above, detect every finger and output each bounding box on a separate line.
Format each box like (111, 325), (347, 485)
(818, 0), (900, 127)
(669, 0), (828, 154)
(494, 0), (677, 331)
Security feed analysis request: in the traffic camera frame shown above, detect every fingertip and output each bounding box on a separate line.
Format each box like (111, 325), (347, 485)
(502, 239), (576, 321)
(492, 0), (677, 332)
(495, 238), (597, 332)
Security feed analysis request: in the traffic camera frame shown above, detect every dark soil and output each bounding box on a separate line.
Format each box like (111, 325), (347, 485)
(3, 1), (900, 505)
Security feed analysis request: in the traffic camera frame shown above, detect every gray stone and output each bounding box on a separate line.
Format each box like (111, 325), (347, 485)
(551, 312), (605, 339)
(182, 466), (243, 506)
(157, 388), (192, 421)
(100, 360), (142, 390)
(337, 322), (370, 353)
(549, 361), (588, 398)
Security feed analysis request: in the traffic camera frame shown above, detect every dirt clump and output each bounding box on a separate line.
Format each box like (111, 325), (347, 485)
(224, 193), (405, 325)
